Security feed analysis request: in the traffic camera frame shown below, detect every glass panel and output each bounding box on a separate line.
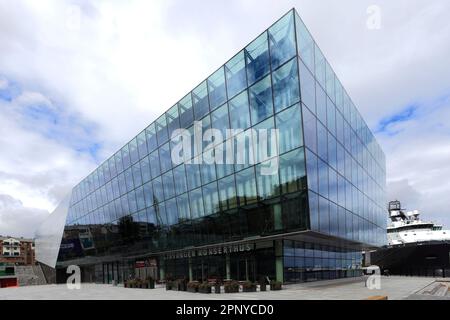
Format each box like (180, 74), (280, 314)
(145, 123), (158, 153)
(229, 90), (251, 130)
(208, 67), (227, 110)
(166, 105), (180, 139)
(325, 61), (335, 103)
(318, 159), (329, 198)
(211, 103), (230, 139)
(272, 58), (300, 112)
(218, 175), (237, 210)
(179, 93), (194, 129)
(137, 131), (148, 160)
(162, 170), (175, 200)
(319, 196), (329, 234)
(132, 163), (142, 187)
(156, 115), (169, 146)
(108, 157), (117, 179)
(295, 13), (315, 73)
(253, 116), (276, 164)
(317, 121), (328, 162)
(256, 159), (280, 199)
(143, 181), (154, 208)
(268, 11), (296, 70)
(128, 190), (137, 214)
(246, 32), (270, 85)
(314, 44), (326, 90)
(202, 182), (220, 216)
(327, 99), (336, 136)
(235, 167), (257, 205)
(279, 148), (306, 194)
(152, 176), (165, 204)
(121, 144), (131, 170)
(316, 84), (327, 125)
(114, 152), (124, 175)
(225, 51), (247, 99)
(200, 161), (216, 185)
(177, 193), (191, 221)
(299, 59), (316, 114)
(124, 168), (134, 192)
(192, 81), (210, 120)
(276, 103), (302, 154)
(189, 188), (204, 219)
(129, 138), (139, 165)
(249, 75), (273, 125)
(149, 149), (161, 179)
(159, 142), (172, 174)
(305, 149), (318, 193)
(165, 198), (179, 226)
(135, 186), (146, 211)
(186, 163), (201, 190)
(140, 156), (151, 183)
(173, 164), (188, 196)
(302, 106), (317, 154)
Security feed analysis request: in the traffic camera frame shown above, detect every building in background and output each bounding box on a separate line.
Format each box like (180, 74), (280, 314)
(0, 236), (35, 266)
(36, 8), (386, 285)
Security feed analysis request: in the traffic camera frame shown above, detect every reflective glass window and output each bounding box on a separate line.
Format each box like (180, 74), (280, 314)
(186, 163), (201, 190)
(276, 103), (302, 154)
(189, 188), (204, 219)
(137, 131), (148, 160)
(166, 105), (180, 139)
(235, 167), (257, 205)
(269, 11), (296, 70)
(200, 162), (216, 185)
(314, 45), (326, 89)
(295, 13), (315, 73)
(121, 144), (131, 170)
(159, 142), (172, 174)
(318, 159), (329, 198)
(225, 51), (247, 99)
(128, 190), (138, 214)
(114, 152), (124, 175)
(173, 164), (188, 195)
(229, 90), (251, 130)
(329, 167), (338, 204)
(145, 123), (158, 153)
(218, 174), (237, 210)
(108, 157), (117, 179)
(328, 133), (337, 170)
(302, 105), (317, 154)
(143, 181), (154, 208)
(327, 98), (336, 136)
(279, 148), (306, 194)
(249, 75), (273, 125)
(179, 93), (194, 129)
(177, 193), (191, 221)
(118, 172), (127, 196)
(319, 196), (330, 234)
(211, 103), (230, 139)
(203, 182), (220, 216)
(305, 149), (318, 193)
(135, 186), (146, 211)
(256, 159), (280, 199)
(325, 61), (335, 103)
(124, 168), (134, 192)
(132, 163), (142, 187)
(272, 58), (300, 112)
(299, 59), (316, 114)
(316, 84), (327, 125)
(140, 156), (151, 183)
(162, 170), (175, 200)
(208, 67), (227, 110)
(317, 121), (328, 162)
(149, 149), (161, 179)
(165, 198), (179, 225)
(152, 176), (164, 204)
(309, 191), (319, 231)
(246, 32), (270, 85)
(193, 81), (210, 120)
(156, 114), (169, 146)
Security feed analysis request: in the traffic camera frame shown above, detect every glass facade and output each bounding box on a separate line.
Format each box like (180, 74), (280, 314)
(43, 9), (386, 285)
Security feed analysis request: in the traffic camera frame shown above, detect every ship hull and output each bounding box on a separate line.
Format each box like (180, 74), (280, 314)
(370, 241), (450, 277)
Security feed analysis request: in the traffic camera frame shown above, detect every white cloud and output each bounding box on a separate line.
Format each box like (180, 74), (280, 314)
(0, 0), (450, 238)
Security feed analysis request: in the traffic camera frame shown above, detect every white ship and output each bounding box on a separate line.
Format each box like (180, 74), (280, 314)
(387, 200), (450, 246)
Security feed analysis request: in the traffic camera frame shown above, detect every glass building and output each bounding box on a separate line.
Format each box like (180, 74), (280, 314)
(36, 9), (386, 284)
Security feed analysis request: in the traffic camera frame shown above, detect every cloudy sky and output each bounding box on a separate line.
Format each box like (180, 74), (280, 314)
(0, 0), (449, 238)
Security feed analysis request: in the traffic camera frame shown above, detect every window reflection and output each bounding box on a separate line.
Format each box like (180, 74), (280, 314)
(246, 32), (270, 85)
(225, 51), (247, 99)
(269, 11), (296, 70)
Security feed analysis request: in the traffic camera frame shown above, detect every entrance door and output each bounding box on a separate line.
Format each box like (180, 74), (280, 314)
(236, 258), (255, 281)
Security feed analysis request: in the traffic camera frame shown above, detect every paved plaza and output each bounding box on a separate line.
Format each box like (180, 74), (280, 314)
(0, 276), (437, 300)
